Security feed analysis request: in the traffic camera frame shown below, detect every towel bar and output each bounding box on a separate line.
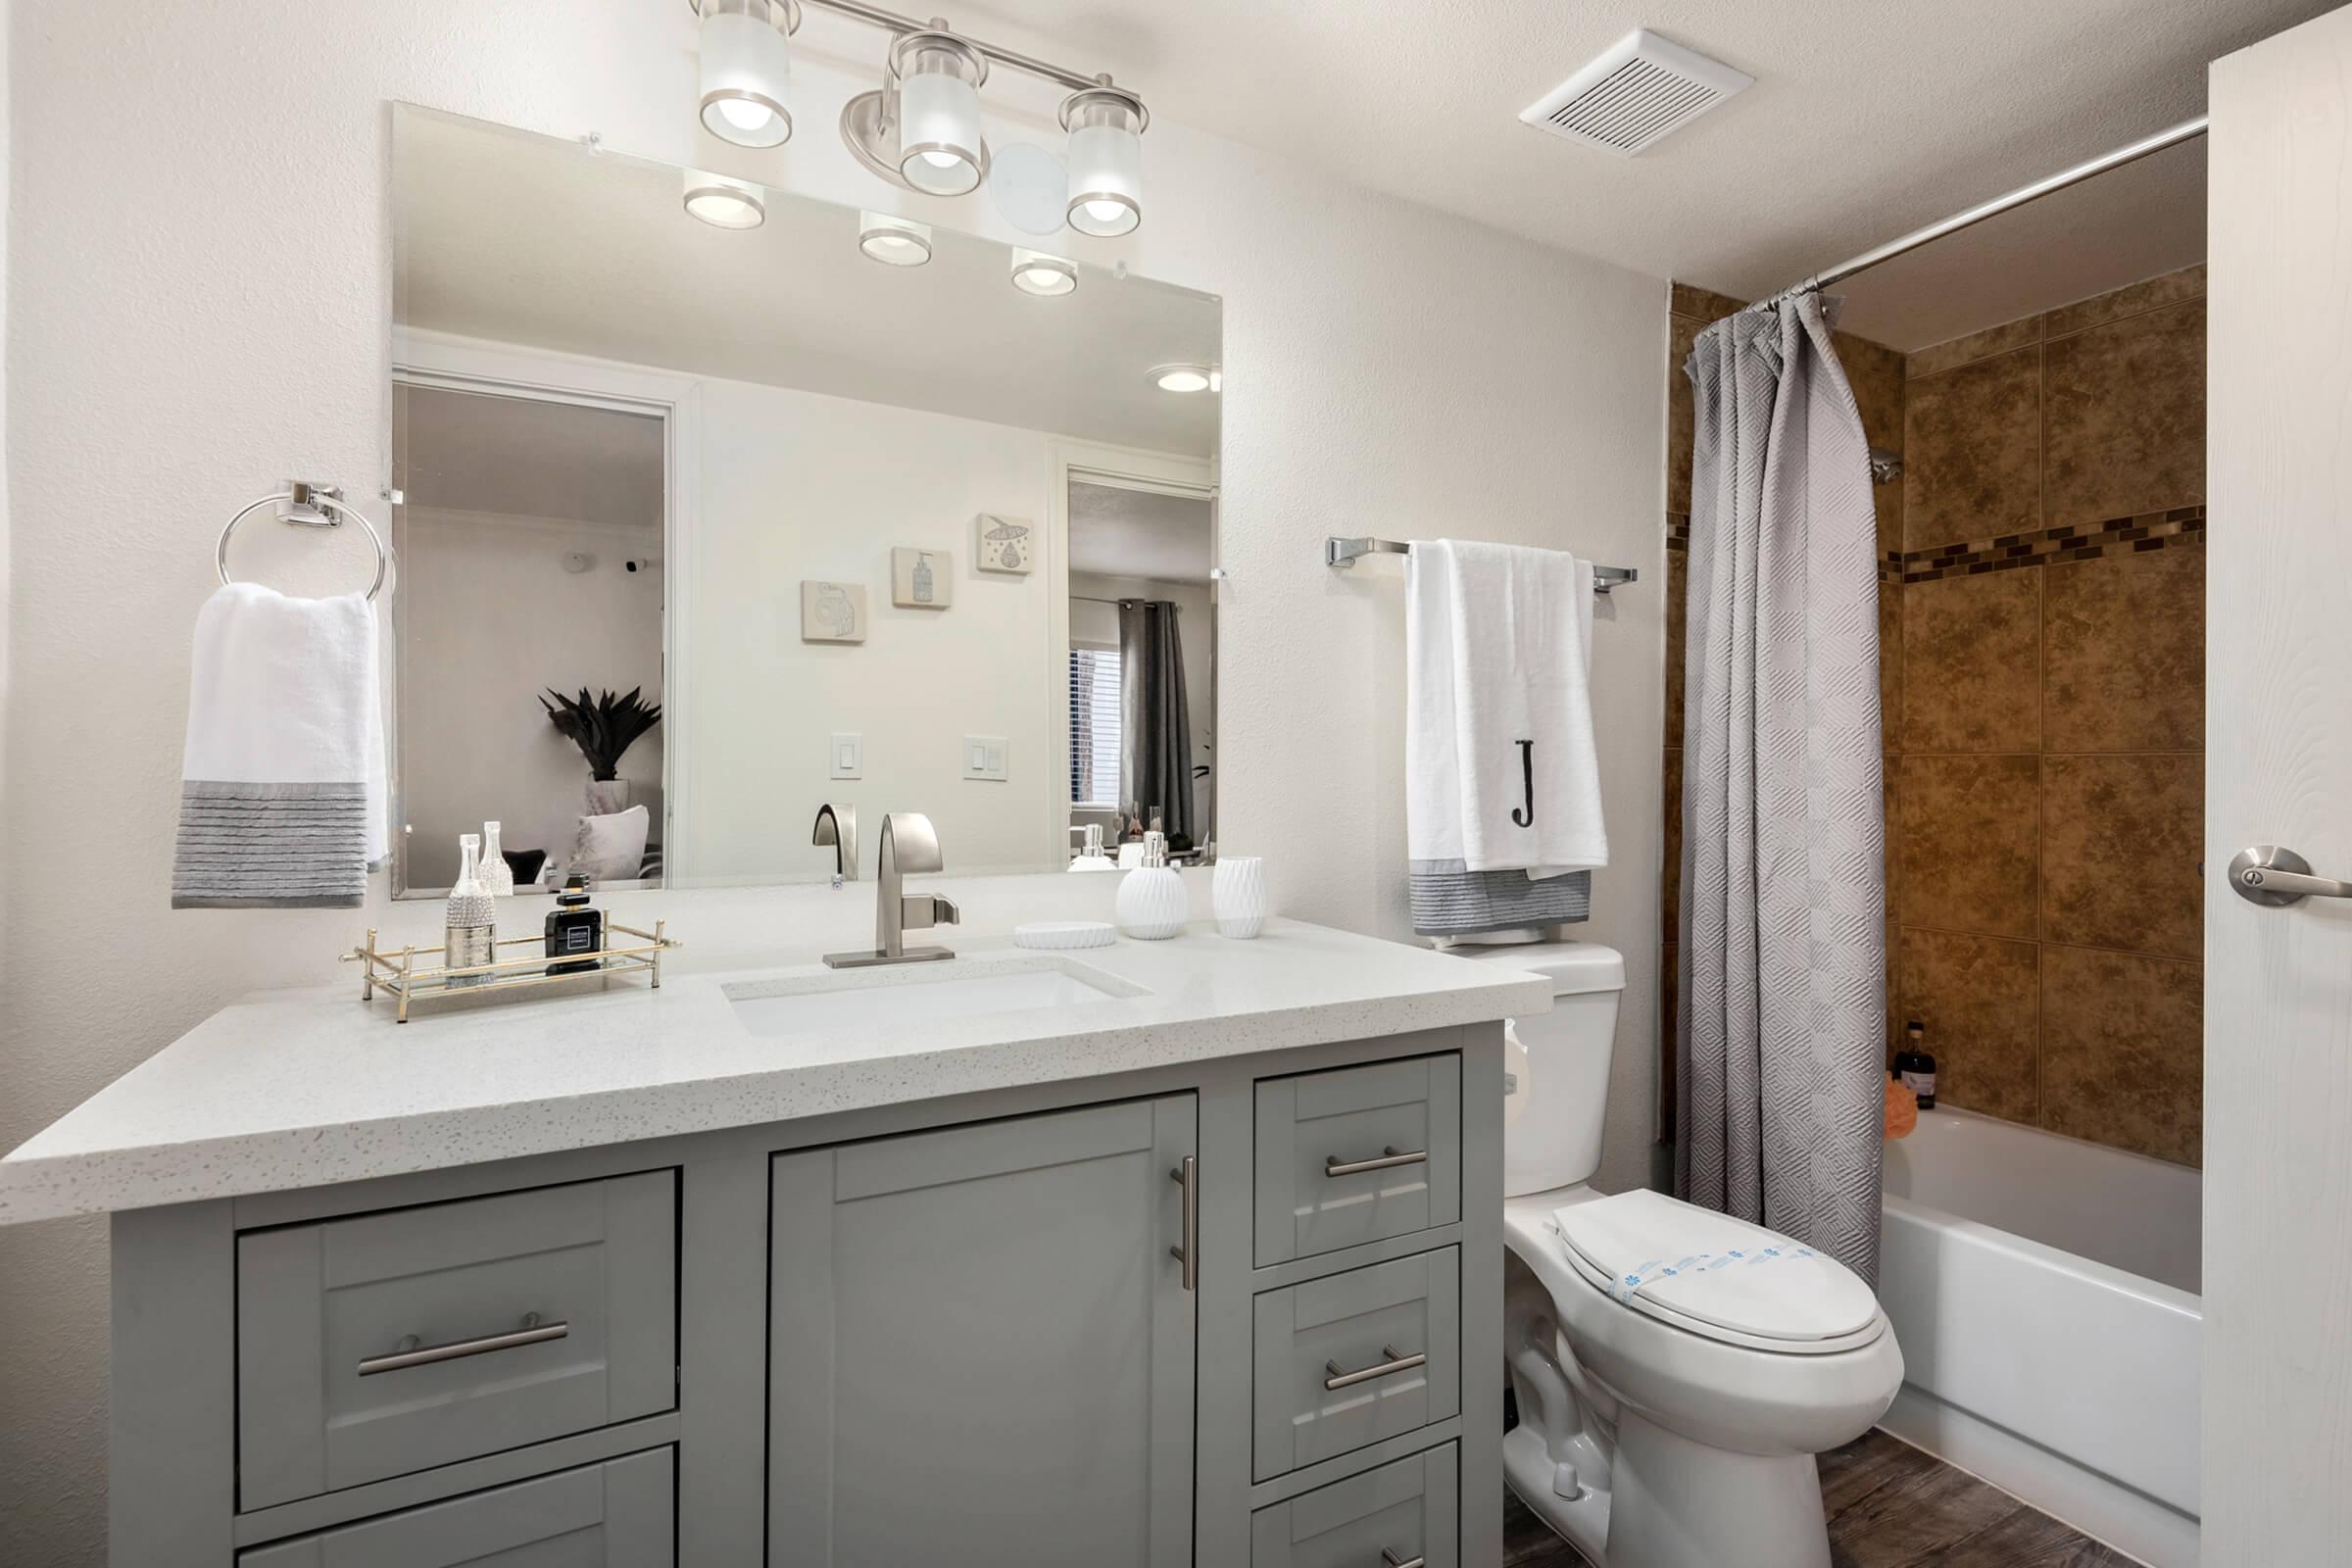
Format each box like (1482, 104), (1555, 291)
(1324, 535), (1638, 592)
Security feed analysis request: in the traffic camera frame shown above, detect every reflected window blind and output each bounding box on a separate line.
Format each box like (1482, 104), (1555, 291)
(1069, 646), (1122, 809)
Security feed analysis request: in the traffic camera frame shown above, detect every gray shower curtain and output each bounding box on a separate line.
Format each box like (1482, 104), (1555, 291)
(1118, 600), (1196, 848)
(1677, 294), (1886, 1286)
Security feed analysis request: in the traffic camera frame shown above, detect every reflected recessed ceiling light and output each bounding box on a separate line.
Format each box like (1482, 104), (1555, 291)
(1061, 81), (1148, 237)
(1151, 364), (1214, 393)
(1010, 248), (1078, 297)
(858, 211), (933, 267)
(683, 170), (766, 229)
(694, 0), (801, 149)
(894, 31), (988, 197)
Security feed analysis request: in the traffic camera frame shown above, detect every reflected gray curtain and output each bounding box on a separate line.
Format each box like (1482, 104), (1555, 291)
(1677, 294), (1886, 1286)
(1118, 600), (1195, 847)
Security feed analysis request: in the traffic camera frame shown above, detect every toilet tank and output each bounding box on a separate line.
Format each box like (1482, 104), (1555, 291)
(1459, 941), (1626, 1197)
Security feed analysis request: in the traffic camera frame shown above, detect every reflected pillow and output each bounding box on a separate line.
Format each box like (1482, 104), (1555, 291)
(568, 804), (650, 884)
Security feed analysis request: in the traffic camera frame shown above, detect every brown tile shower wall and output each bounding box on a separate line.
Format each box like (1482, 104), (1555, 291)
(1659, 268), (2203, 1169)
(1894, 267), (2206, 1168)
(1659, 282), (1907, 1146)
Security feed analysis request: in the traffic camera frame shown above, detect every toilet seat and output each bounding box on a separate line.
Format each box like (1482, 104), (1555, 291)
(1551, 1191), (1886, 1356)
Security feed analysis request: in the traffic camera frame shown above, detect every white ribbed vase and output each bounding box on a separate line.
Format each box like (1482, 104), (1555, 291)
(1212, 856), (1268, 939)
(1114, 864), (1189, 940)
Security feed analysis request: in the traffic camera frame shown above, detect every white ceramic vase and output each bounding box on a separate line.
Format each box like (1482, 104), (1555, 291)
(1115, 865), (1189, 940)
(1213, 856), (1268, 939)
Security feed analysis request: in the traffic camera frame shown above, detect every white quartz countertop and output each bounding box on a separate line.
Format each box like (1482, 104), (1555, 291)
(0, 919), (1549, 1225)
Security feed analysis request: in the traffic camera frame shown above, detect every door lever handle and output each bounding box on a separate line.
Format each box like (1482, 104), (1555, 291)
(2230, 846), (2352, 907)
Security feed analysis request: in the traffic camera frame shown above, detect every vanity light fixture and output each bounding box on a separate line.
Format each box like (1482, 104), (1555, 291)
(1061, 80), (1147, 236)
(683, 170), (767, 229)
(774, 3), (1146, 226)
(1009, 248), (1077, 296)
(858, 211), (934, 266)
(694, 0), (802, 149)
(1150, 364), (1215, 394)
(893, 29), (989, 195)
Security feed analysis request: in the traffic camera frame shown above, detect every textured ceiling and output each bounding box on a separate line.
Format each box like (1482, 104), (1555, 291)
(1069, 482), (1213, 582)
(931, 0), (2334, 347)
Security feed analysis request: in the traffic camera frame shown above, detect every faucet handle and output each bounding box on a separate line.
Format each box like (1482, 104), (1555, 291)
(879, 812), (944, 876)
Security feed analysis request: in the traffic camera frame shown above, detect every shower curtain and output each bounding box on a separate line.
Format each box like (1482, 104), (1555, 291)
(1118, 600), (1196, 848)
(1677, 293), (1886, 1287)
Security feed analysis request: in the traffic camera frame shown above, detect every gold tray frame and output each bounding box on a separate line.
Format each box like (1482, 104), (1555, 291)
(342, 920), (680, 1022)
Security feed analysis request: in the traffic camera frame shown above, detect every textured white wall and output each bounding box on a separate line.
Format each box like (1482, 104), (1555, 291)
(0, 2), (1665, 1558)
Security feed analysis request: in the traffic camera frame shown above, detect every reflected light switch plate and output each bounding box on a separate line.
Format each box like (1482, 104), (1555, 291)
(963, 736), (1008, 781)
(830, 733), (862, 779)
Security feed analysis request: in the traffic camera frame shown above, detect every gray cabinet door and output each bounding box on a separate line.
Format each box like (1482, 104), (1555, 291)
(1250, 1444), (1457, 1568)
(238, 1446), (674, 1566)
(1255, 1054), (1462, 1266)
(769, 1096), (1197, 1567)
(1251, 1248), (1460, 1481)
(237, 1171), (677, 1510)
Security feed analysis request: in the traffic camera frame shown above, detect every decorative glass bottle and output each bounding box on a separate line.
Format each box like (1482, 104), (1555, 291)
(1114, 830), (1189, 940)
(480, 820), (515, 897)
(444, 833), (497, 985)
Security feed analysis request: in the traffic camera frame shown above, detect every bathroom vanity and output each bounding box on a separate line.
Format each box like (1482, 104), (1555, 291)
(0, 920), (1544, 1566)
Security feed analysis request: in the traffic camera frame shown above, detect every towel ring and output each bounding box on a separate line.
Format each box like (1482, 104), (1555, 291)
(216, 484), (390, 602)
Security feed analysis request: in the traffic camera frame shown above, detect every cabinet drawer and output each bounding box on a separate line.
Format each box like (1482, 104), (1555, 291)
(1254, 1054), (1461, 1265)
(237, 1171), (677, 1511)
(238, 1447), (674, 1566)
(1250, 1444), (1457, 1568)
(1251, 1248), (1460, 1481)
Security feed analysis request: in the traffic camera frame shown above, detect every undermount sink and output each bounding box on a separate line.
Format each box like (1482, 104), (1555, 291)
(724, 956), (1143, 1039)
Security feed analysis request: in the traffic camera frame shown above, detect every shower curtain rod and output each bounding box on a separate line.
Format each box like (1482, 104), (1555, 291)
(1756, 115), (2209, 309)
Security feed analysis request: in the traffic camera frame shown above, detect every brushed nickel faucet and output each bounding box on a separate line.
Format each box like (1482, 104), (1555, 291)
(812, 803), (858, 888)
(823, 811), (958, 968)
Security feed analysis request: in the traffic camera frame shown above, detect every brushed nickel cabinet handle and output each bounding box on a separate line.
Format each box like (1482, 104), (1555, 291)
(1325, 1146), (1428, 1178)
(356, 1312), (567, 1377)
(1169, 1156), (1198, 1292)
(1381, 1551), (1425, 1568)
(1324, 1344), (1426, 1391)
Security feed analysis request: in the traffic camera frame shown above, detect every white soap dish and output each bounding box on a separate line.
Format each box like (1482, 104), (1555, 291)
(1013, 920), (1116, 951)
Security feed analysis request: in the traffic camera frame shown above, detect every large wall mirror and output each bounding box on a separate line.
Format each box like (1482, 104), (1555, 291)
(390, 105), (1220, 896)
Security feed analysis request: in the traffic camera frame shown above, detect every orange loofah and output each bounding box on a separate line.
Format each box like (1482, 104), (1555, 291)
(1885, 1075), (1919, 1140)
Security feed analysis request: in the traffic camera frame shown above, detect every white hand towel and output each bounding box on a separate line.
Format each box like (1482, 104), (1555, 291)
(172, 583), (387, 908)
(1406, 539), (1606, 878)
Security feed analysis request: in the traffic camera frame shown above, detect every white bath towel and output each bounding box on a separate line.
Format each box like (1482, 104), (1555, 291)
(1406, 539), (1606, 936)
(172, 583), (388, 908)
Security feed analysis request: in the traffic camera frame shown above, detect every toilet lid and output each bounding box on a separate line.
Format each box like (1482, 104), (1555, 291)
(1554, 1190), (1881, 1347)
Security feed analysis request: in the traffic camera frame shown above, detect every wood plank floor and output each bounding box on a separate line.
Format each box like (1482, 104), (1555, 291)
(1502, 1430), (2141, 1567)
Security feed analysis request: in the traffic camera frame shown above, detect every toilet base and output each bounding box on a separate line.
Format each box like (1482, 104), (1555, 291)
(1605, 1408), (1831, 1568)
(1502, 1424), (1611, 1562)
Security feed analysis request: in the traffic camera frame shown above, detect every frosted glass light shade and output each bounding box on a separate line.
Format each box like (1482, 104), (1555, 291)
(858, 211), (933, 267)
(698, 0), (796, 149)
(683, 170), (765, 229)
(1062, 87), (1146, 236)
(1009, 248), (1077, 296)
(896, 38), (987, 196)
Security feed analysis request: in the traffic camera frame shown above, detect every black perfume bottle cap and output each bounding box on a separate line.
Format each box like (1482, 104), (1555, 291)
(558, 872), (592, 907)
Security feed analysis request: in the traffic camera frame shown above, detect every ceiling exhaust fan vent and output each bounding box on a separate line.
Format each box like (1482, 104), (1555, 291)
(1521, 29), (1753, 157)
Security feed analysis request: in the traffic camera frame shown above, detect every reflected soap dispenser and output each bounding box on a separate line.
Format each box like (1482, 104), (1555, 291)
(1114, 830), (1188, 940)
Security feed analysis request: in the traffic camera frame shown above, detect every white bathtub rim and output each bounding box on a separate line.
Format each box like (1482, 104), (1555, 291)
(1883, 1193), (2203, 1319)
(1880, 1385), (2199, 1568)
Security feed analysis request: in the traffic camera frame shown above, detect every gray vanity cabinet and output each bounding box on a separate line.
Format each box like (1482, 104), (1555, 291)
(766, 1095), (1199, 1566)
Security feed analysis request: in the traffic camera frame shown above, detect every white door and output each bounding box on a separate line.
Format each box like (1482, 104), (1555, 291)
(2203, 5), (2352, 1559)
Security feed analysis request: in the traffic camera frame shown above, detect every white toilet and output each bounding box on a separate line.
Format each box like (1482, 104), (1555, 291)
(1460, 940), (1904, 1568)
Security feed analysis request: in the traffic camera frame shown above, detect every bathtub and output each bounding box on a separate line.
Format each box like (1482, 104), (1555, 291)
(1877, 1106), (2201, 1568)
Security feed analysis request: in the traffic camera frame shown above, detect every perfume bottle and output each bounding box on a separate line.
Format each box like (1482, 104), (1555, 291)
(480, 820), (515, 898)
(912, 551), (935, 604)
(544, 873), (605, 976)
(444, 833), (497, 985)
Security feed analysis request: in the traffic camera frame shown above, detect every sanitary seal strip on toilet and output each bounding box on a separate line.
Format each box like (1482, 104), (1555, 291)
(1553, 1190), (1882, 1348)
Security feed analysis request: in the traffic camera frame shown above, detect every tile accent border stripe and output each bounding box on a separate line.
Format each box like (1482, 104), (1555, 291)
(1901, 507), (2204, 583)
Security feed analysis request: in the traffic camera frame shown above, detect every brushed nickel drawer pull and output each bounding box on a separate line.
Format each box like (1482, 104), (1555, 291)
(1325, 1146), (1428, 1178)
(356, 1312), (568, 1377)
(1169, 1156), (1198, 1292)
(1324, 1344), (1426, 1391)
(1381, 1551), (1425, 1568)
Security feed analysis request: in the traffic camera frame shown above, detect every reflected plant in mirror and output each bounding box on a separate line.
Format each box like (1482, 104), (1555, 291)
(390, 105), (1220, 897)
